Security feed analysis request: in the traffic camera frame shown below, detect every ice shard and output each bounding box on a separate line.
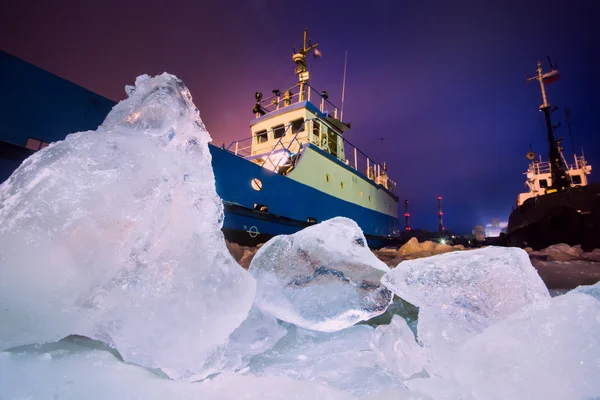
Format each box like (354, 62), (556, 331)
(197, 305), (287, 379)
(451, 291), (600, 400)
(0, 73), (256, 380)
(249, 217), (393, 332)
(382, 246), (550, 376)
(371, 315), (427, 381)
(247, 323), (406, 396)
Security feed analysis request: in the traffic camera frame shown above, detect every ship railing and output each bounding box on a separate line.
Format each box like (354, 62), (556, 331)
(225, 119), (397, 195)
(528, 156), (590, 176)
(309, 119), (396, 194)
(226, 126), (307, 159)
(227, 136), (254, 158)
(259, 118), (313, 172)
(226, 119), (312, 172)
(255, 83), (339, 118)
(339, 135), (397, 194)
(529, 161), (551, 175)
(571, 155), (588, 171)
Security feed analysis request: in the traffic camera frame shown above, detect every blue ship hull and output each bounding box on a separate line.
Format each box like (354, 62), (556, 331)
(209, 144), (401, 249)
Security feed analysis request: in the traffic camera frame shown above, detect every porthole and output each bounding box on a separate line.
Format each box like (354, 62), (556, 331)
(340, 182), (344, 189)
(251, 178), (262, 191)
(368, 195), (371, 202)
(360, 191), (363, 197)
(325, 174), (330, 183)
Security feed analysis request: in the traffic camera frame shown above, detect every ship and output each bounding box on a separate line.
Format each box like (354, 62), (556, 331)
(0, 36), (402, 248)
(503, 59), (600, 251)
(207, 30), (401, 248)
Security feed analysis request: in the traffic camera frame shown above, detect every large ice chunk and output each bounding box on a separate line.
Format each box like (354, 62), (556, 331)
(247, 323), (406, 396)
(382, 246), (550, 376)
(0, 73), (256, 380)
(248, 217), (393, 332)
(0, 338), (356, 400)
(452, 291), (600, 400)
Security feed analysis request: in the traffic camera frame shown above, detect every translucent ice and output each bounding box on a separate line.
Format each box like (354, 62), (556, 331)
(0, 73), (256, 380)
(247, 323), (406, 396)
(371, 315), (427, 380)
(0, 338), (357, 400)
(197, 305), (287, 379)
(405, 291), (600, 400)
(382, 246), (550, 375)
(452, 291), (600, 400)
(571, 280), (600, 302)
(249, 217), (393, 332)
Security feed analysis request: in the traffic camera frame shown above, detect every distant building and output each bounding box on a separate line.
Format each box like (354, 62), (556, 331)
(484, 219), (507, 237)
(0, 50), (116, 182)
(473, 225), (485, 242)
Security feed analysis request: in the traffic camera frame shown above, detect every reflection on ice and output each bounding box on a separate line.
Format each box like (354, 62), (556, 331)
(249, 217), (393, 332)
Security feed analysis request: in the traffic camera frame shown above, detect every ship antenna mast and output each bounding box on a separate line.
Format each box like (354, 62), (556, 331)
(526, 58), (569, 191)
(565, 107), (576, 159)
(293, 28), (319, 102)
(340, 49), (348, 122)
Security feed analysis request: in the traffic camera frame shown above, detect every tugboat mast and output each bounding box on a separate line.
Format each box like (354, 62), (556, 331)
(292, 28), (319, 101)
(527, 60), (569, 191)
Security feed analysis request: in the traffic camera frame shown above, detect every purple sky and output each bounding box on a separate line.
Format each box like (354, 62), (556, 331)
(2, 0), (598, 233)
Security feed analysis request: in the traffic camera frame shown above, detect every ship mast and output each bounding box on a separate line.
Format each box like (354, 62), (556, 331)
(527, 60), (569, 191)
(292, 28), (319, 101)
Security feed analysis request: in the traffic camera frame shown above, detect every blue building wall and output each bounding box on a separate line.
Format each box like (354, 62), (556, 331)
(0, 50), (116, 146)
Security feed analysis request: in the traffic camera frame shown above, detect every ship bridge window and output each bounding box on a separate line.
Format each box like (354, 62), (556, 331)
(571, 174), (582, 185)
(326, 127), (338, 157)
(311, 121), (320, 144)
(273, 124), (285, 139)
(256, 130), (268, 143)
(25, 137), (49, 151)
(291, 118), (304, 134)
(539, 179), (548, 188)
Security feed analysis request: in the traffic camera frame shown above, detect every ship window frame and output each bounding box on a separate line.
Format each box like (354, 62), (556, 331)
(571, 174), (582, 185)
(311, 121), (321, 144)
(25, 137), (49, 151)
(539, 179), (548, 189)
(273, 124), (285, 140)
(290, 118), (304, 135)
(326, 126), (338, 157)
(256, 129), (268, 144)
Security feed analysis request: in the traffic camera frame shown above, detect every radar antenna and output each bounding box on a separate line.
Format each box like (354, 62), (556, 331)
(292, 28), (320, 101)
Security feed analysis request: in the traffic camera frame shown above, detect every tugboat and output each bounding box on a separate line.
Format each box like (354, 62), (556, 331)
(504, 59), (600, 251)
(207, 29), (401, 248)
